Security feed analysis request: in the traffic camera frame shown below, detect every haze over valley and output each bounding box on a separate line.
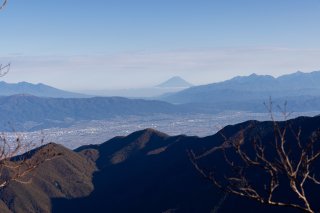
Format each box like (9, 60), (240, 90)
(1, 1), (320, 212)
(1, 71), (320, 149)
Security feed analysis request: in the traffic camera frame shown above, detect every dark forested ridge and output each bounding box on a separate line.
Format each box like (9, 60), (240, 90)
(0, 115), (319, 212)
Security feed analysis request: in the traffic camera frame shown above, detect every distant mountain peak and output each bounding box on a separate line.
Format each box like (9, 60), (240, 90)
(157, 76), (193, 88)
(0, 81), (88, 98)
(161, 70), (320, 105)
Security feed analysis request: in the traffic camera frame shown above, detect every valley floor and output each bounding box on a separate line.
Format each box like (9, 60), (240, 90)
(5, 111), (320, 149)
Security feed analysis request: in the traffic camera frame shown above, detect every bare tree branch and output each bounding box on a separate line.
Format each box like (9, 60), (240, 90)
(0, 0), (10, 76)
(0, 63), (10, 77)
(0, 0), (7, 11)
(191, 100), (320, 213)
(0, 136), (62, 189)
(0, 0), (53, 189)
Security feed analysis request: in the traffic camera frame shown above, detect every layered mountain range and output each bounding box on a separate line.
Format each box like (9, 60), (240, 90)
(3, 71), (320, 102)
(2, 71), (320, 131)
(160, 71), (320, 111)
(1, 115), (319, 213)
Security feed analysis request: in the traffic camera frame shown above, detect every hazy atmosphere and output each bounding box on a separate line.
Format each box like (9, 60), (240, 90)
(1, 1), (320, 213)
(1, 0), (320, 90)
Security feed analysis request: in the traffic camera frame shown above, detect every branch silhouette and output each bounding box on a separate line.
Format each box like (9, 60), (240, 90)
(190, 101), (320, 213)
(0, 0), (7, 11)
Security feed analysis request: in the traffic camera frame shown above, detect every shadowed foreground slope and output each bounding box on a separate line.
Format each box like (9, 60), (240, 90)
(0, 143), (96, 213)
(0, 116), (319, 212)
(53, 116), (320, 213)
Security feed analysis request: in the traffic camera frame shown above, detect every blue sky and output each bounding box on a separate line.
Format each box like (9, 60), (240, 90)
(0, 0), (320, 90)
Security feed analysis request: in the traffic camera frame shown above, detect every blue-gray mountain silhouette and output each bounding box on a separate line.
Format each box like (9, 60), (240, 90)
(0, 81), (88, 98)
(161, 71), (320, 104)
(0, 95), (189, 131)
(157, 76), (193, 88)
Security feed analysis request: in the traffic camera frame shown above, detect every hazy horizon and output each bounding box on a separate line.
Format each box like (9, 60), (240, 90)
(1, 0), (320, 90)
(1, 70), (320, 93)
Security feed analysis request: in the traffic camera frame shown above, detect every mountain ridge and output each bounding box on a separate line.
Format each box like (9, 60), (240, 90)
(0, 81), (88, 98)
(0, 142), (96, 213)
(0, 115), (320, 212)
(161, 70), (320, 105)
(53, 115), (320, 213)
(0, 95), (189, 131)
